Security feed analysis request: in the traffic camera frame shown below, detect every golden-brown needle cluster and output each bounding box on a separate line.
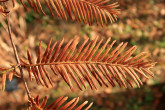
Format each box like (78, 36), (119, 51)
(19, 0), (119, 26)
(0, 67), (17, 91)
(28, 95), (93, 110)
(19, 37), (155, 90)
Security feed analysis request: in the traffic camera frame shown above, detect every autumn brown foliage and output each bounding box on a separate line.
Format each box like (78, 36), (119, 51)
(0, 0), (156, 109)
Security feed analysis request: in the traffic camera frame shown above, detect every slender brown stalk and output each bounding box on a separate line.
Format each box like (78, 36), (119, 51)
(6, 14), (32, 99)
(21, 61), (139, 67)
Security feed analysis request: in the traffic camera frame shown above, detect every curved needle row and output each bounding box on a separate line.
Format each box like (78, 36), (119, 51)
(21, 37), (155, 90)
(19, 0), (120, 26)
(29, 95), (93, 110)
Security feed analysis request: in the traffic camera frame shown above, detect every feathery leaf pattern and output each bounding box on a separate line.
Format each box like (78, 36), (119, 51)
(28, 95), (93, 110)
(20, 37), (155, 90)
(19, 0), (120, 26)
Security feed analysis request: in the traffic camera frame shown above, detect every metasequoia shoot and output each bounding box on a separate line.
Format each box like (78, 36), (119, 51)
(0, 0), (155, 109)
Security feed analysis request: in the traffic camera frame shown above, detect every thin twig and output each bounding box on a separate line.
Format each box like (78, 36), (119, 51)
(6, 14), (32, 99)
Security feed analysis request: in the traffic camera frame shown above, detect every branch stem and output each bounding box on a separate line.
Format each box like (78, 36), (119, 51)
(20, 61), (136, 67)
(6, 15), (32, 99)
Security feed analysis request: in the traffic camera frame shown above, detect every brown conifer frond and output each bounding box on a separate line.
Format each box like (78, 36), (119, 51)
(20, 37), (155, 90)
(19, 0), (120, 26)
(0, 66), (17, 91)
(28, 95), (93, 110)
